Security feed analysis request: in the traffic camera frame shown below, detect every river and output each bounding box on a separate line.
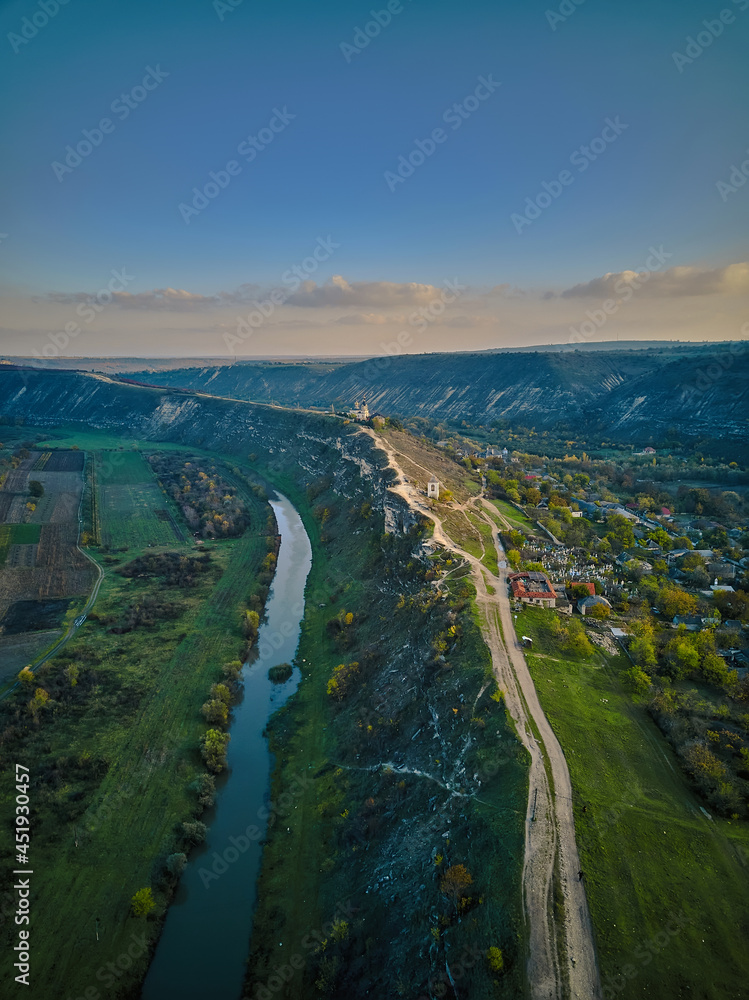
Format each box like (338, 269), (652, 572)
(141, 493), (312, 1000)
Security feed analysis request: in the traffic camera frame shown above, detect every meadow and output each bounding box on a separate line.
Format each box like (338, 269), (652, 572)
(96, 450), (185, 548)
(515, 606), (749, 1000)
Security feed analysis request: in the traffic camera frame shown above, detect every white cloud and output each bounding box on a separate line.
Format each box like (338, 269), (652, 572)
(286, 275), (443, 308)
(560, 261), (749, 299)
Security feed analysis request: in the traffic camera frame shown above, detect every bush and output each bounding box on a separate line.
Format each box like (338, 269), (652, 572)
(268, 663), (293, 683)
(131, 887), (155, 917)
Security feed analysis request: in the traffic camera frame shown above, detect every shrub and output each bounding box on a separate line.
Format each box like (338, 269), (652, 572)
(131, 887), (155, 917)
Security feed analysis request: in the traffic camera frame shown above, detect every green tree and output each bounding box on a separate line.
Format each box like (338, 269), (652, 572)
(658, 585), (698, 620)
(623, 664), (651, 696)
(486, 946), (504, 974)
(201, 728), (230, 772)
(28, 480), (44, 498)
(131, 887), (155, 917)
(605, 513), (635, 553)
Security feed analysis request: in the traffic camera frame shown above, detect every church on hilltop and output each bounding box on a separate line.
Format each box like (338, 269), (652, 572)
(349, 397), (370, 421)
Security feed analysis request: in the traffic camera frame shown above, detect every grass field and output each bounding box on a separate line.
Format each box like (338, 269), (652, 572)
(442, 509), (483, 562)
(98, 449), (155, 485)
(515, 606), (749, 1000)
(97, 451), (184, 549)
(490, 498), (534, 530)
(466, 510), (499, 574)
(0, 523), (42, 566)
(0, 451), (275, 1000)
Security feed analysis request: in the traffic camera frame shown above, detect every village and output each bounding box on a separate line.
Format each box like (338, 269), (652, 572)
(344, 398), (749, 681)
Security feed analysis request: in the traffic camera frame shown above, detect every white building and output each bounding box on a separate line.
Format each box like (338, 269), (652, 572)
(427, 476), (440, 499)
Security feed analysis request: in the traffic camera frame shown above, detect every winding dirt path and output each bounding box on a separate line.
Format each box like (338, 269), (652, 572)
(365, 429), (601, 1000)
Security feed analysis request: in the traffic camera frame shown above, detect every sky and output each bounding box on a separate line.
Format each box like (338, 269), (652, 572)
(1, 0), (748, 358)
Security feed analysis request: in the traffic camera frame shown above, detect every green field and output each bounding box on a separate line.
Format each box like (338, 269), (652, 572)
(0, 449), (275, 999)
(97, 451), (184, 548)
(0, 523), (42, 566)
(97, 449), (155, 485)
(515, 606), (749, 1000)
(490, 498), (534, 530)
(466, 510), (499, 574)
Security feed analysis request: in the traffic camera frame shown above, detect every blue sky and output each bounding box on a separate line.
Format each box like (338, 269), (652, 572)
(1, 0), (748, 356)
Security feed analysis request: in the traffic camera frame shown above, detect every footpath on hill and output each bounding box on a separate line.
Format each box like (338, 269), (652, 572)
(365, 428), (601, 1000)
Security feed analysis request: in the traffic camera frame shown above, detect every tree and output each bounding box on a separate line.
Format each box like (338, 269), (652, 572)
(28, 480), (44, 498)
(571, 583), (593, 600)
(486, 947), (504, 974)
(658, 585), (698, 620)
(131, 887), (155, 917)
(440, 864), (473, 909)
(623, 664), (651, 696)
(166, 853), (187, 879)
(664, 637), (699, 679)
(589, 602), (610, 621)
(605, 514), (635, 553)
(565, 619), (593, 657)
(18, 668), (35, 687)
(714, 589), (749, 623)
(201, 729), (230, 772)
(201, 699), (228, 725)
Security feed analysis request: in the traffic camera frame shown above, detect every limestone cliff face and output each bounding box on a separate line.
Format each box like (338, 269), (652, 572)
(122, 344), (749, 452)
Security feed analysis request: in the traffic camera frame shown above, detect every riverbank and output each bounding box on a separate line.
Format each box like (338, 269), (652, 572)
(141, 495), (312, 1000)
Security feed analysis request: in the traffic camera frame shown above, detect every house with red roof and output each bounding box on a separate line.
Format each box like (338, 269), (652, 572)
(509, 571), (558, 608)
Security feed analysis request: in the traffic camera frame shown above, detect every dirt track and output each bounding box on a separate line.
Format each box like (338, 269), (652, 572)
(366, 429), (601, 1000)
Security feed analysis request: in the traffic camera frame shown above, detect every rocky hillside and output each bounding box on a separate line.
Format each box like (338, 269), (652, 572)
(125, 343), (749, 451)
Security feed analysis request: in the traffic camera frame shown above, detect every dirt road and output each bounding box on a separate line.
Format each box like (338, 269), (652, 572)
(366, 430), (601, 1000)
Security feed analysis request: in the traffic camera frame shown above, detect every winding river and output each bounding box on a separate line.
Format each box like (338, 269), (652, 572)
(141, 494), (312, 1000)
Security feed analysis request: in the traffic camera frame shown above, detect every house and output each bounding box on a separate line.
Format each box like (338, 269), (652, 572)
(673, 615), (705, 631)
(571, 510), (583, 518)
(708, 561), (736, 580)
(571, 582), (596, 597)
(578, 595), (611, 616)
(427, 476), (440, 499)
(509, 571), (557, 608)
